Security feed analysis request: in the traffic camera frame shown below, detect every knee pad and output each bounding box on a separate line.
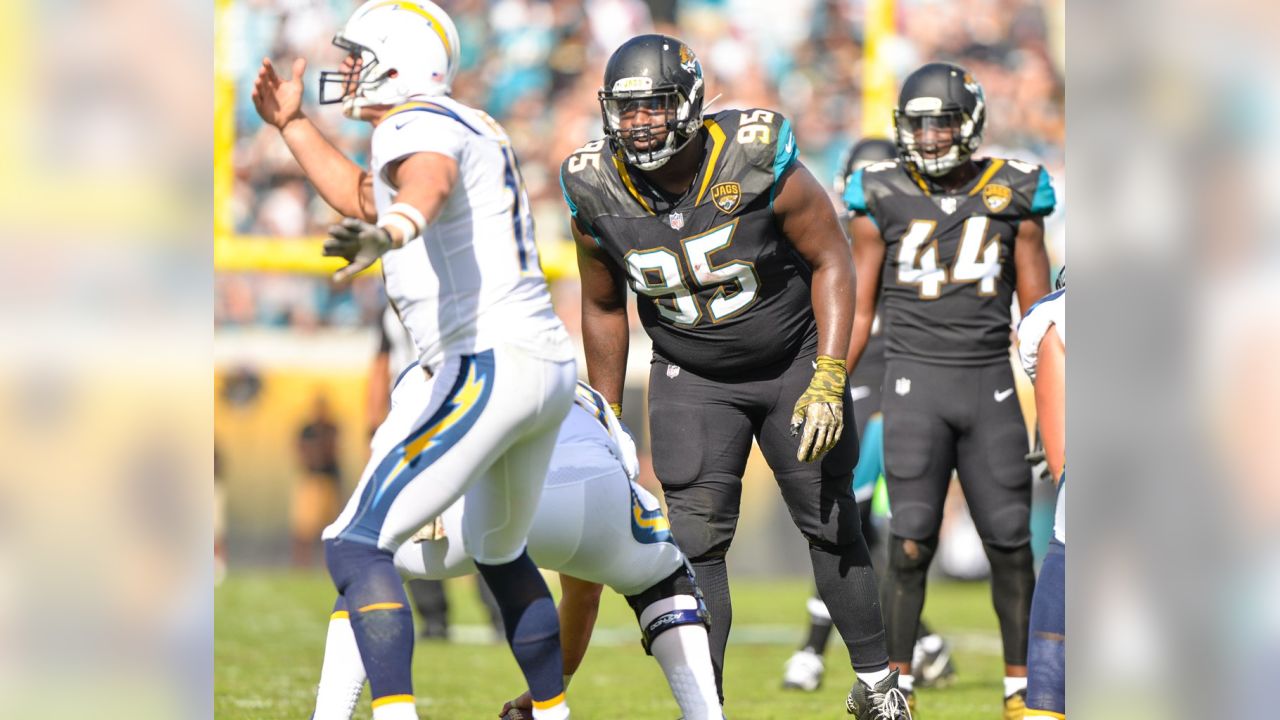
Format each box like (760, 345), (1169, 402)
(986, 542), (1035, 602)
(625, 563), (709, 656)
(887, 534), (938, 579)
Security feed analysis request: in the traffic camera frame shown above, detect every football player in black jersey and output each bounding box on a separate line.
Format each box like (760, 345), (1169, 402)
(783, 138), (955, 695)
(561, 35), (909, 718)
(844, 63), (1055, 718)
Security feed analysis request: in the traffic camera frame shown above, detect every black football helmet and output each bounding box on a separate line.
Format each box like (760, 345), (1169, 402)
(834, 137), (898, 194)
(894, 62), (986, 177)
(599, 34), (705, 171)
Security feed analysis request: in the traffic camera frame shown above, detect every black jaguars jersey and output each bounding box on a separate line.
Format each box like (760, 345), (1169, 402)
(560, 108), (816, 378)
(845, 157), (1056, 365)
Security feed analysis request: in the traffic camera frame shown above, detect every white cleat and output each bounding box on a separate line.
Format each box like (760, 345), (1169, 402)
(781, 648), (825, 692)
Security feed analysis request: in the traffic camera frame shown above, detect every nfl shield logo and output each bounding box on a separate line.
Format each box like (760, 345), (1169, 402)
(667, 212), (685, 230)
(940, 197), (958, 214)
(894, 377), (911, 396)
(666, 364), (681, 378)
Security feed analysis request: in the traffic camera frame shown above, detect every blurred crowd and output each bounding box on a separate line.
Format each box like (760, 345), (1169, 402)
(216, 0), (1065, 329)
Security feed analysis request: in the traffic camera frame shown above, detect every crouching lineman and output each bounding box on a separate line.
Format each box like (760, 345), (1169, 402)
(309, 374), (724, 720)
(252, 3), (577, 718)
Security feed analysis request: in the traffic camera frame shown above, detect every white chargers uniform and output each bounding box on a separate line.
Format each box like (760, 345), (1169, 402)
(324, 96), (577, 563)
(1017, 289), (1065, 544)
(392, 373), (686, 597)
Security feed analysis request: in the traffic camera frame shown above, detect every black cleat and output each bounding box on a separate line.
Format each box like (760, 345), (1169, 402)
(846, 668), (913, 719)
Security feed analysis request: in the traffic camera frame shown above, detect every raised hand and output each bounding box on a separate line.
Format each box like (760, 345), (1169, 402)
(250, 57), (307, 130)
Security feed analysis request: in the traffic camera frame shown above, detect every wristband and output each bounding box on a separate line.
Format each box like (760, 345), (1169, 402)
(377, 213), (416, 247)
(384, 202), (427, 234)
(608, 402), (623, 418)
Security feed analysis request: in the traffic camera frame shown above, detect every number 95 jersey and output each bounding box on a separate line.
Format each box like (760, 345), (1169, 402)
(846, 157), (1056, 365)
(560, 109), (817, 379)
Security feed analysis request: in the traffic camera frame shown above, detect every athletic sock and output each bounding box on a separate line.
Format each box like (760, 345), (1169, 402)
(325, 540), (416, 707)
(918, 632), (944, 654)
(857, 665), (891, 688)
(370, 696), (417, 720)
(808, 542), (888, 671)
(898, 673), (916, 693)
(641, 595), (722, 720)
(313, 597), (367, 720)
(531, 696), (570, 720)
(475, 550), (566, 709)
(1004, 675), (1028, 698)
(803, 596), (834, 653)
(690, 557), (732, 701)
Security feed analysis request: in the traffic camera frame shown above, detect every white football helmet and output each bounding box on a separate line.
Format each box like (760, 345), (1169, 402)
(319, 0), (461, 118)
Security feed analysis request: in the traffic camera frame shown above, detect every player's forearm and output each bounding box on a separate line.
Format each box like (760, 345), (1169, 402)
(1014, 219), (1051, 314)
(846, 216), (885, 369)
(557, 575), (603, 676)
(847, 308), (874, 371)
(581, 306), (629, 405)
(1036, 328), (1066, 482)
(809, 257), (854, 361)
(280, 116), (375, 221)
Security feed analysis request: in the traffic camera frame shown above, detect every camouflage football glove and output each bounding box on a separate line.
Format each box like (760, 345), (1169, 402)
(791, 355), (847, 463)
(324, 217), (393, 283)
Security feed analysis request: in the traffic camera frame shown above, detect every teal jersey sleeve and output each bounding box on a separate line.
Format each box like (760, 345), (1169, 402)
(773, 118), (798, 181)
(842, 168), (867, 213)
(559, 164), (578, 218)
(1030, 167), (1057, 215)
(767, 118), (798, 206)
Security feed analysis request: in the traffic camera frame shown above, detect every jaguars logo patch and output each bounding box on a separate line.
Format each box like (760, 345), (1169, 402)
(982, 183), (1012, 213)
(679, 44), (699, 75)
(710, 182), (741, 214)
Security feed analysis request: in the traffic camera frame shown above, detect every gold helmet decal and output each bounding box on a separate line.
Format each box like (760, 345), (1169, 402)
(679, 44), (698, 74)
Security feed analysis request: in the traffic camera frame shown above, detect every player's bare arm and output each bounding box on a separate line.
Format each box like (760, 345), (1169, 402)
(574, 218), (630, 414)
(1035, 325), (1065, 482)
(846, 214), (885, 371)
(1013, 217), (1051, 315)
(324, 151), (459, 283)
(500, 574), (604, 717)
(774, 162), (855, 360)
(773, 162), (856, 462)
(251, 57), (376, 222)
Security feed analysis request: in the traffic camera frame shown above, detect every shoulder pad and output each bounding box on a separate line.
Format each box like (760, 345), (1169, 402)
(988, 157), (1056, 217)
(854, 159), (911, 219)
(709, 108), (797, 183)
(559, 138), (612, 227)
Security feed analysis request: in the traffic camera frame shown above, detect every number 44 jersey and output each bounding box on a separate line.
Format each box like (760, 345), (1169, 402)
(560, 108), (817, 379)
(845, 157), (1057, 365)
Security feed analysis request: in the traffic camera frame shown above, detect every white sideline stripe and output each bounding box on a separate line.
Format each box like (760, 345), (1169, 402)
(447, 625), (1003, 654)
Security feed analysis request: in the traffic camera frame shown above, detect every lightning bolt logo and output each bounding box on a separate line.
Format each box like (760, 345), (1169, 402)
(370, 355), (492, 507)
(630, 485), (672, 544)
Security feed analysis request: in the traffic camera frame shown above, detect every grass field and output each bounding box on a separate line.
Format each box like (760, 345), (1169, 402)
(216, 570), (1006, 719)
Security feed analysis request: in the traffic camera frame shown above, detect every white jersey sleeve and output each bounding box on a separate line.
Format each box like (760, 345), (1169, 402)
(1017, 289), (1065, 382)
(371, 110), (469, 186)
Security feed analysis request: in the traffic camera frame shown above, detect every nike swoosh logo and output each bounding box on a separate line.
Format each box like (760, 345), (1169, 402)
(994, 388), (1015, 402)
